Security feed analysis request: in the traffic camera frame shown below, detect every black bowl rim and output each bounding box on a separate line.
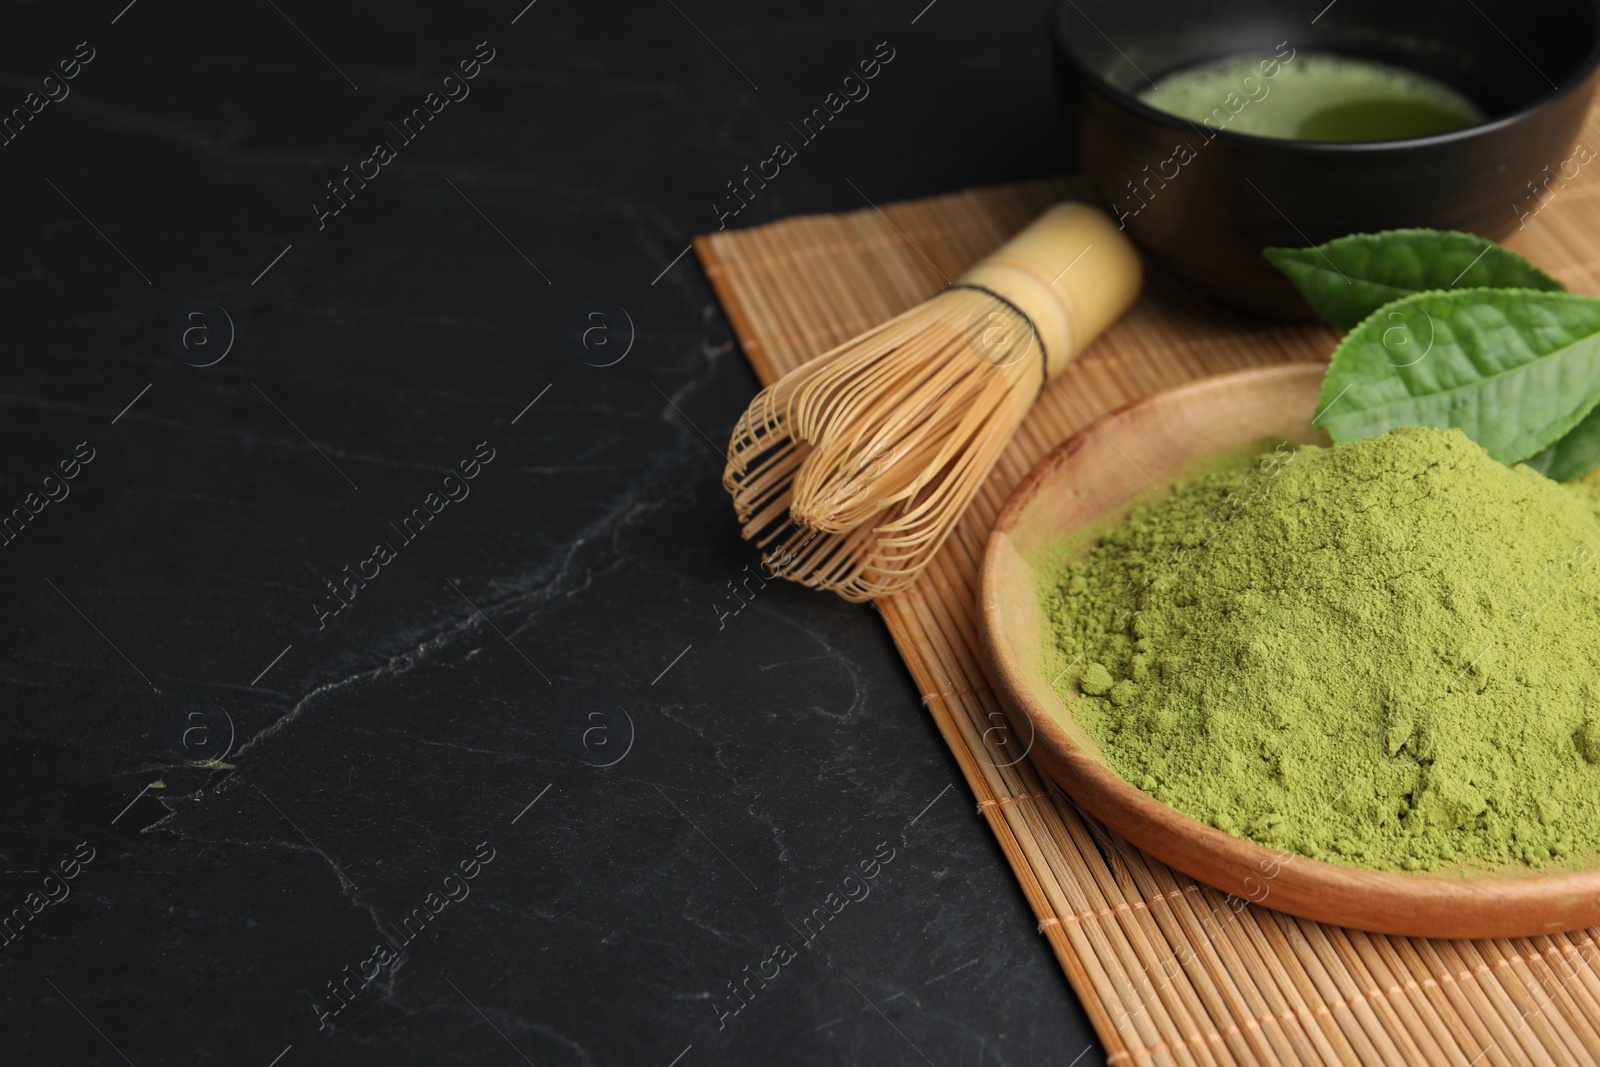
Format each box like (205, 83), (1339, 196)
(1051, 0), (1600, 152)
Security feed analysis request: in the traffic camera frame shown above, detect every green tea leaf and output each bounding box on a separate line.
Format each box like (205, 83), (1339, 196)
(1314, 288), (1600, 465)
(1527, 405), (1600, 481)
(1265, 229), (1564, 329)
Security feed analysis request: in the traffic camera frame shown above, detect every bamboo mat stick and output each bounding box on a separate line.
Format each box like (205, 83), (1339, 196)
(694, 140), (1600, 1064)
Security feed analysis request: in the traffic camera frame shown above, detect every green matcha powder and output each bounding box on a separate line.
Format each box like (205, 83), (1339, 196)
(1043, 425), (1600, 872)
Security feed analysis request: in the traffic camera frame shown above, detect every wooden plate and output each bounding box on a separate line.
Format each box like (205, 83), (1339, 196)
(978, 362), (1600, 938)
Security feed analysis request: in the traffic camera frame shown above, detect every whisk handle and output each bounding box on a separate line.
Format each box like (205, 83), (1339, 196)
(956, 202), (1142, 379)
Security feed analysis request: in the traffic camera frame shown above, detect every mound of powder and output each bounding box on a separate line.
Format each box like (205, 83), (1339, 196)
(1043, 425), (1600, 871)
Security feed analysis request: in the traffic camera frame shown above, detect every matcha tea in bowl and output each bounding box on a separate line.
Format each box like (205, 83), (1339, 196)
(977, 364), (1600, 939)
(1051, 0), (1600, 318)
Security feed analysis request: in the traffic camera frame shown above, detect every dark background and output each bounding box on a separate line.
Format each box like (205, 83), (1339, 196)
(0, 0), (1101, 1063)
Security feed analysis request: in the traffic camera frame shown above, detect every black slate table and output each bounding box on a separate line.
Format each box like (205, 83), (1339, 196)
(1, 1), (1102, 1063)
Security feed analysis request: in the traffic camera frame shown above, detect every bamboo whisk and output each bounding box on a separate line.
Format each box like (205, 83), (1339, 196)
(723, 202), (1142, 601)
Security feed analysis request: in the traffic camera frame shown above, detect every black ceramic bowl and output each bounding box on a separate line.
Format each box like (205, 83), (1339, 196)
(1053, 0), (1600, 318)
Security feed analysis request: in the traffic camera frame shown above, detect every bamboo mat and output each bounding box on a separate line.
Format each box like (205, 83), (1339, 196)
(695, 162), (1600, 1065)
